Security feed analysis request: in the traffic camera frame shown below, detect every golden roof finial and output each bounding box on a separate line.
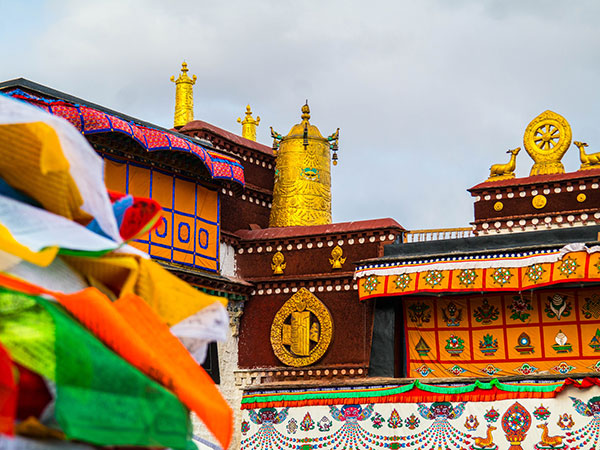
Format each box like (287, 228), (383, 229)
(301, 101), (310, 121)
(237, 104), (260, 141)
(170, 61), (197, 128)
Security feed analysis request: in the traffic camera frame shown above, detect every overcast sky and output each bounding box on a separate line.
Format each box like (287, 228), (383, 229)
(2, 0), (600, 229)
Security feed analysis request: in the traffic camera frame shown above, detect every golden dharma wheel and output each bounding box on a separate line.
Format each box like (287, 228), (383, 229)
(523, 110), (572, 175)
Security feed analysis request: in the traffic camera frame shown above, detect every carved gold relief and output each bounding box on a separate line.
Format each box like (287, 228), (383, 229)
(577, 193), (587, 203)
(493, 201), (504, 211)
(170, 62), (197, 128)
(270, 288), (333, 367)
(329, 245), (346, 269)
(523, 110), (572, 175)
(271, 251), (286, 275)
(237, 105), (260, 141)
(269, 103), (339, 227)
(532, 194), (547, 209)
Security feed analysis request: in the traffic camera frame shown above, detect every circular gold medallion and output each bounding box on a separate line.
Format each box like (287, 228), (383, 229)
(577, 193), (587, 203)
(270, 288), (333, 367)
(532, 194), (547, 209)
(493, 201), (504, 211)
(523, 110), (572, 175)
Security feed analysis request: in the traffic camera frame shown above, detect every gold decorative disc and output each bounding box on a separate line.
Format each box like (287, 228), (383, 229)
(523, 110), (572, 176)
(577, 193), (587, 203)
(532, 194), (547, 209)
(494, 201), (504, 211)
(270, 288), (333, 367)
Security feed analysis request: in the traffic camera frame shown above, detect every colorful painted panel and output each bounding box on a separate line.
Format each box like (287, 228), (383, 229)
(241, 385), (600, 450)
(404, 287), (600, 378)
(104, 156), (219, 272)
(358, 250), (600, 299)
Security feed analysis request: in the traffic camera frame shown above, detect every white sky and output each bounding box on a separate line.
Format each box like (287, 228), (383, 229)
(2, 0), (600, 229)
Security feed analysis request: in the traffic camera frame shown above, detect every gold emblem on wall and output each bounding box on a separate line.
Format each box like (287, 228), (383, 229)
(532, 194), (547, 209)
(329, 245), (346, 269)
(270, 288), (333, 367)
(271, 251), (286, 275)
(493, 201), (504, 211)
(523, 110), (572, 176)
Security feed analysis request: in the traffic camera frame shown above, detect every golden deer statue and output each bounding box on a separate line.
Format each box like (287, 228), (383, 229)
(473, 425), (496, 448)
(487, 148), (520, 181)
(575, 141), (600, 170)
(536, 423), (563, 448)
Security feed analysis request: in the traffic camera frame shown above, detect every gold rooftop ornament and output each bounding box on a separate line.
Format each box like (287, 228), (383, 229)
(269, 102), (340, 227)
(486, 148), (520, 181)
(170, 62), (197, 128)
(270, 288), (333, 367)
(237, 105), (260, 141)
(574, 141), (600, 170)
(523, 110), (572, 175)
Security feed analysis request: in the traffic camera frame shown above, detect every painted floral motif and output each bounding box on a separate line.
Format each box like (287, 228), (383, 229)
(414, 365), (434, 377)
(533, 405), (551, 421)
(514, 362), (538, 375)
(457, 269), (478, 287)
(484, 408), (500, 423)
(394, 273), (412, 291)
(507, 295), (533, 322)
(525, 264), (546, 283)
(588, 361), (600, 372)
(448, 364), (467, 376)
(445, 335), (466, 356)
(370, 412), (385, 429)
(490, 267), (513, 287)
(424, 270), (445, 287)
(473, 298), (499, 324)
(388, 409), (402, 428)
(545, 294), (572, 320)
(300, 412), (315, 431)
(405, 413), (420, 429)
(442, 301), (463, 327)
(556, 413), (574, 431)
(480, 365), (502, 376)
(479, 334), (498, 356)
(415, 337), (431, 356)
(241, 420), (250, 436)
(407, 302), (431, 327)
(317, 416), (331, 432)
(363, 275), (380, 294)
(464, 414), (480, 430)
(589, 329), (600, 352)
(286, 418), (297, 434)
(581, 294), (600, 319)
(558, 256), (579, 277)
(552, 361), (576, 375)
(501, 402), (531, 448)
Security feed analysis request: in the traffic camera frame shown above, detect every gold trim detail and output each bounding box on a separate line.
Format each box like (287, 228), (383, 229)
(271, 251), (286, 275)
(270, 288), (333, 367)
(523, 110), (571, 176)
(532, 194), (547, 209)
(329, 245), (346, 269)
(577, 193), (587, 203)
(493, 201), (504, 212)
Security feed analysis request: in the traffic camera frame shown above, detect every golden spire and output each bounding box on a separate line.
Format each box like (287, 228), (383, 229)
(237, 105), (260, 141)
(170, 62), (197, 128)
(269, 102), (339, 228)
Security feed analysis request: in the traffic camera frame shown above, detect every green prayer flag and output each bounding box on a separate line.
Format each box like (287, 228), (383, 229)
(0, 287), (193, 449)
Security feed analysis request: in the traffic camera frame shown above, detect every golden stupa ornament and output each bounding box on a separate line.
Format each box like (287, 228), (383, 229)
(523, 110), (572, 176)
(329, 245), (346, 269)
(487, 148), (520, 181)
(271, 251), (286, 275)
(237, 105), (260, 141)
(270, 288), (333, 367)
(170, 62), (197, 128)
(269, 102), (340, 227)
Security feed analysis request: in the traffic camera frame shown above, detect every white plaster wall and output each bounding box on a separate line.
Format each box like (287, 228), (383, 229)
(219, 242), (237, 278)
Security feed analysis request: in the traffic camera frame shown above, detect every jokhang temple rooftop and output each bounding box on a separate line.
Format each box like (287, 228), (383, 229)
(3, 66), (600, 450)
